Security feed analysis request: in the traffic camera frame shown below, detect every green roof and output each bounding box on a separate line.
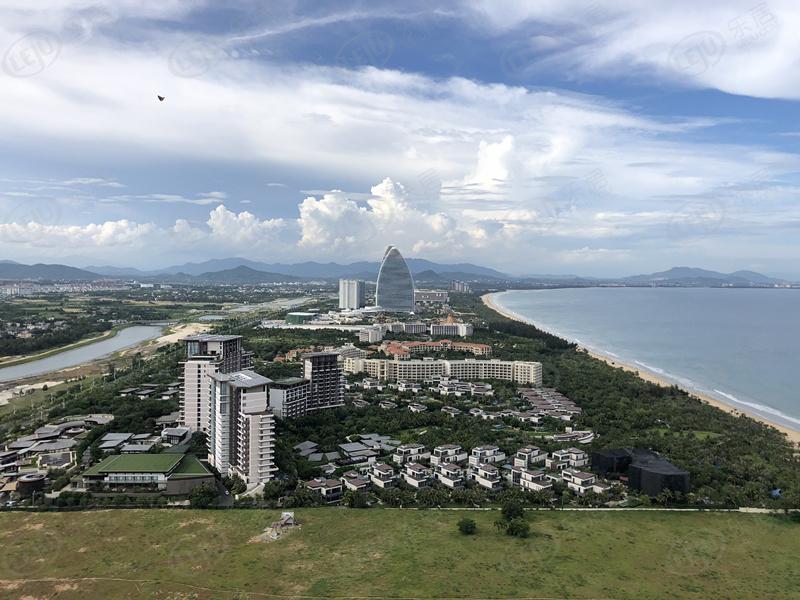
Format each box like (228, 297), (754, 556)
(169, 455), (212, 479)
(83, 453), (184, 476)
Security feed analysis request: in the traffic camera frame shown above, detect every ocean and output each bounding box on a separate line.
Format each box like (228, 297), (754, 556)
(491, 287), (800, 432)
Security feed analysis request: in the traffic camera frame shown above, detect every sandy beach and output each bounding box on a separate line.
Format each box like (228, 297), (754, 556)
(154, 322), (212, 346)
(482, 292), (800, 445)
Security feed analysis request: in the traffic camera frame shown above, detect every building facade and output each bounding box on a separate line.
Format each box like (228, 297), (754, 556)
(268, 377), (310, 419)
(303, 352), (345, 411)
(339, 279), (366, 310)
(414, 289), (448, 305)
(430, 322), (473, 337)
(375, 245), (415, 312)
(208, 370), (277, 487)
(343, 357), (543, 385)
(180, 335), (252, 433)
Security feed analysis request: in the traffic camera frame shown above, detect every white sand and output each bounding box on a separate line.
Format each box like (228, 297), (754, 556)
(0, 380), (64, 406)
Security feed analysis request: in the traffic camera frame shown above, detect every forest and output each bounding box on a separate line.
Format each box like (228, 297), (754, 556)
(453, 293), (800, 508)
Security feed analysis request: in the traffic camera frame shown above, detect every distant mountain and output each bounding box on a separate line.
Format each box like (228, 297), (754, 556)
(87, 257), (510, 280)
(85, 265), (152, 277)
(0, 262), (101, 281)
(195, 266), (306, 284)
(624, 266), (787, 286)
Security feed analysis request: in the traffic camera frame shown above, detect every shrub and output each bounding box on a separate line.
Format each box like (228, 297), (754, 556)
(505, 517), (530, 538)
(501, 499), (525, 521)
(457, 517), (477, 535)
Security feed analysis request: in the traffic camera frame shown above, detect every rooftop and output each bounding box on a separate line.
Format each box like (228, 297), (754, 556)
(272, 377), (308, 387)
(181, 334), (242, 342)
(210, 369), (272, 388)
(83, 453), (184, 476)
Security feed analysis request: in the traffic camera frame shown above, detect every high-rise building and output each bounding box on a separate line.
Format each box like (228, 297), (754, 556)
(451, 280), (472, 293)
(268, 377), (310, 419)
(339, 279), (366, 310)
(208, 370), (277, 487)
(179, 335), (252, 433)
(303, 352), (345, 411)
(375, 245), (415, 312)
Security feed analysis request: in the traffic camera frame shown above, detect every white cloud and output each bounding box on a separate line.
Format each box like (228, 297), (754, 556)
(0, 1), (799, 273)
(466, 0), (800, 100)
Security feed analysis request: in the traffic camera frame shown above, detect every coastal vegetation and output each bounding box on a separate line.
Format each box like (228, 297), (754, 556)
(458, 293), (800, 508)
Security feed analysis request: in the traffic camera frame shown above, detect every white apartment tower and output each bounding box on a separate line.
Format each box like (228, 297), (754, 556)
(208, 370), (277, 487)
(339, 279), (366, 310)
(180, 335), (252, 433)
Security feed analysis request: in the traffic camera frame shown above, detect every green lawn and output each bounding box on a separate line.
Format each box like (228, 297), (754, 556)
(0, 509), (798, 599)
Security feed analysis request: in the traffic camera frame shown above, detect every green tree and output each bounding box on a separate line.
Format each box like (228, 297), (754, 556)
(457, 517), (477, 535)
(506, 517), (530, 538)
(189, 482), (218, 508)
(501, 499), (524, 521)
(344, 490), (369, 508)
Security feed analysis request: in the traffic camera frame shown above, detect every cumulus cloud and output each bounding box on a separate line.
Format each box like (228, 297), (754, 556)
(296, 177), (503, 259)
(0, 1), (799, 274)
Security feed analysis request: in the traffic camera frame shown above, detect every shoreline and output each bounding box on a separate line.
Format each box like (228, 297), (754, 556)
(0, 327), (120, 368)
(482, 292), (800, 445)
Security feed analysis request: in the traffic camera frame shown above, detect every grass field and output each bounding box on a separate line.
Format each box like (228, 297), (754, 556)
(0, 509), (798, 599)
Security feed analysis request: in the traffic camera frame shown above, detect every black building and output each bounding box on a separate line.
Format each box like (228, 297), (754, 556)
(592, 448), (689, 496)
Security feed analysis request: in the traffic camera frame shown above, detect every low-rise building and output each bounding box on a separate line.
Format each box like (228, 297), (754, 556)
(81, 453), (213, 495)
(430, 444), (468, 466)
(472, 462), (502, 490)
(392, 444), (430, 465)
(402, 462), (431, 489)
(306, 477), (344, 503)
(161, 426), (190, 445)
(551, 448), (589, 468)
(510, 467), (553, 492)
(468, 445), (506, 468)
(341, 470), (371, 492)
(369, 462), (397, 489)
(513, 446), (547, 469)
(434, 462), (464, 489)
(561, 469), (608, 495)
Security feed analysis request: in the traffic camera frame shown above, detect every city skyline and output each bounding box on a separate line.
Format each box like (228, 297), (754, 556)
(1, 2), (800, 277)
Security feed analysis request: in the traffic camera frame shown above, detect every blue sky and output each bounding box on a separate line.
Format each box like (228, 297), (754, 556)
(1, 0), (799, 277)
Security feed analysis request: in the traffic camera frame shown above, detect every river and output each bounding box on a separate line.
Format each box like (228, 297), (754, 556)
(0, 325), (164, 384)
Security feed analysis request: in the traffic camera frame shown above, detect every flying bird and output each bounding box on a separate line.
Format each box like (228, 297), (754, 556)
(157, 95), (165, 102)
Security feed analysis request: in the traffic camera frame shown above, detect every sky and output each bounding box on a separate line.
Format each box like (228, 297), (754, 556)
(0, 1), (799, 277)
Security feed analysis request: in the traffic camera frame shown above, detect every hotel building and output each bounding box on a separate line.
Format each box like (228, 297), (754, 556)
(208, 370), (277, 487)
(179, 335), (252, 433)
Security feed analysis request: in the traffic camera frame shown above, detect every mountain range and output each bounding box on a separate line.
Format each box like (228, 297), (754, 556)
(0, 258), (794, 286)
(85, 257), (509, 279)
